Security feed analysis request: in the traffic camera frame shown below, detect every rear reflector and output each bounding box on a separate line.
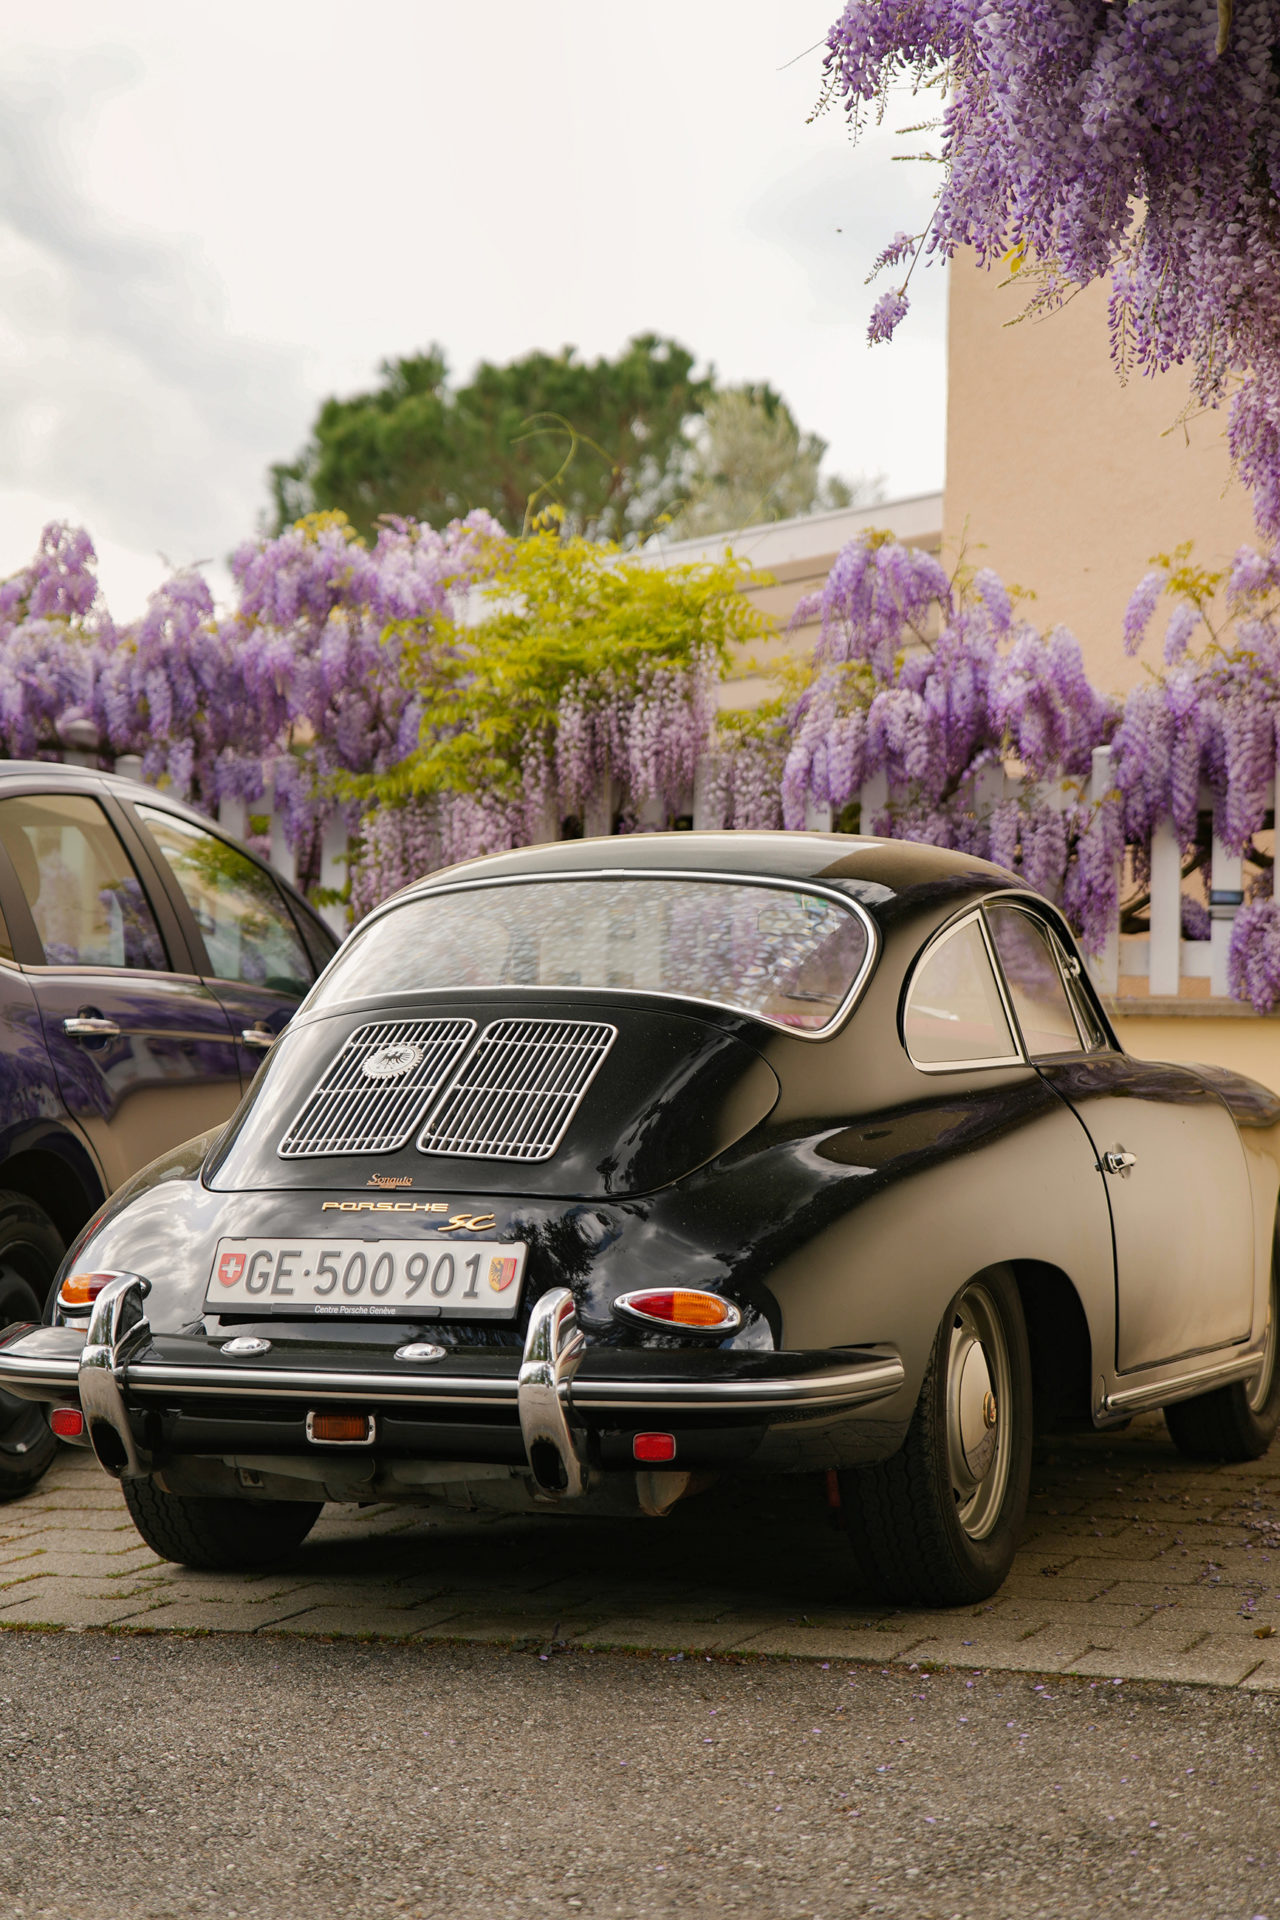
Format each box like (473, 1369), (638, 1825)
(50, 1408), (84, 1440)
(57, 1272), (119, 1310)
(614, 1289), (741, 1332)
(305, 1411), (375, 1446)
(633, 1432), (676, 1464)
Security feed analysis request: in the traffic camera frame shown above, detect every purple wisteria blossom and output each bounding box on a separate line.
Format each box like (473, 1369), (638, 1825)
(779, 532), (1121, 945)
(868, 289), (910, 343)
(824, 1), (1280, 536)
(9, 510), (1280, 1006)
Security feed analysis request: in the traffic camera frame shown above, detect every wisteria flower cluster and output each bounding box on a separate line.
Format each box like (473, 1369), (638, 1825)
(0, 513), (500, 883)
(1115, 541), (1280, 1008)
(824, 1), (1280, 537)
(12, 511), (1280, 1008)
(778, 534), (1123, 950)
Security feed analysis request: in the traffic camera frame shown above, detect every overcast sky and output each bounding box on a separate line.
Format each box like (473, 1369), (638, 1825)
(0, 2), (947, 616)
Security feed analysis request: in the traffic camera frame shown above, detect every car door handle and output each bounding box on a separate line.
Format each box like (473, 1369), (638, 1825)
(62, 1016), (121, 1039)
(1104, 1149), (1137, 1177)
(240, 1028), (275, 1051)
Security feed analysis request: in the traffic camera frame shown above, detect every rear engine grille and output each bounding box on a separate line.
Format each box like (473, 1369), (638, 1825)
(279, 1019), (476, 1158)
(417, 1018), (616, 1163)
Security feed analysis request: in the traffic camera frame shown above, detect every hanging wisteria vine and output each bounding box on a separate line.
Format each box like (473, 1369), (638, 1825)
(824, 0), (1280, 536)
(1116, 541), (1280, 1008)
(777, 536), (1124, 952)
(9, 513), (1280, 1006)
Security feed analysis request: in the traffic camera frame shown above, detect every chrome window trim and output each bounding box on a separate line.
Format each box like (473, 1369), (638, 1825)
(981, 892), (1119, 1057)
(901, 908), (1026, 1075)
(982, 898), (1089, 1060)
(304, 870), (881, 1042)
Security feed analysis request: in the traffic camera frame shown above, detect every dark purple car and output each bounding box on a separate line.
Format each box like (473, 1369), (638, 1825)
(0, 761), (336, 1496)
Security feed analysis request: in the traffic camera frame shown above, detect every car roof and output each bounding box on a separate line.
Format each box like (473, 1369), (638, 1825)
(391, 830), (1019, 918)
(0, 760), (251, 835)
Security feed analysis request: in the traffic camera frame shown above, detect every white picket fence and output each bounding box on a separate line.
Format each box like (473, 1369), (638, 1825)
(100, 744), (1253, 998)
(800, 744), (1252, 1006)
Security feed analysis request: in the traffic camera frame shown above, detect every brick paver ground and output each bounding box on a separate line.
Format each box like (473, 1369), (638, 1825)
(3, 1415), (1280, 1687)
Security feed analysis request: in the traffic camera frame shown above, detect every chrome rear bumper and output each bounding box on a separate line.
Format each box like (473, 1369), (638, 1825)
(0, 1283), (906, 1493)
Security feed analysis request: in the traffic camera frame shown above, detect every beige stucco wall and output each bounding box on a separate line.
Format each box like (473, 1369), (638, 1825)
(944, 259), (1260, 697)
(642, 493), (942, 709)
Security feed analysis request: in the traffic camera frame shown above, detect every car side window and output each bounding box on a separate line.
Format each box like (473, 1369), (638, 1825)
(902, 915), (1020, 1069)
(1060, 949), (1112, 1051)
(0, 794), (167, 970)
(138, 808), (312, 996)
(985, 905), (1084, 1057)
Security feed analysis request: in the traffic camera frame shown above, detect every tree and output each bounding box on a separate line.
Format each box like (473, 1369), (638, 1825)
(353, 524), (768, 899)
(823, 1), (1280, 533)
(666, 385), (881, 539)
(269, 336), (711, 542)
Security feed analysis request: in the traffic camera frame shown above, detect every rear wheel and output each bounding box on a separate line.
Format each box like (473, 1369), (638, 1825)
(838, 1268), (1033, 1606)
(1164, 1252), (1280, 1463)
(122, 1479), (322, 1571)
(0, 1193), (64, 1501)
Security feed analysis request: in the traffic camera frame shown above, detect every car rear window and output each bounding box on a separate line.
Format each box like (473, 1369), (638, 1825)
(307, 877), (873, 1033)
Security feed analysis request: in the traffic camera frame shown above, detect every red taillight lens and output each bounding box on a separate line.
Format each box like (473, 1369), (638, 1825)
(614, 1289), (741, 1332)
(57, 1273), (118, 1310)
(50, 1408), (84, 1439)
(633, 1432), (677, 1463)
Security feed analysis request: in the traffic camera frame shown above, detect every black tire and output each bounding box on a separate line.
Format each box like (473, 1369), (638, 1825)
(0, 1192), (64, 1501)
(1164, 1249), (1280, 1463)
(121, 1477), (322, 1571)
(838, 1266), (1033, 1606)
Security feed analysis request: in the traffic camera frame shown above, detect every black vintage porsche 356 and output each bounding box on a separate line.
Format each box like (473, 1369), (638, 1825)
(1, 832), (1277, 1606)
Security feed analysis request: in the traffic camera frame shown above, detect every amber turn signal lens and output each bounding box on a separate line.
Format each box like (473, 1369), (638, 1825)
(614, 1289), (741, 1331)
(306, 1412), (374, 1445)
(50, 1408), (84, 1439)
(57, 1273), (117, 1309)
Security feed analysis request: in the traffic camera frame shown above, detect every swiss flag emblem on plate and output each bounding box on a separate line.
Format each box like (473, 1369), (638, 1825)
(218, 1252), (247, 1288)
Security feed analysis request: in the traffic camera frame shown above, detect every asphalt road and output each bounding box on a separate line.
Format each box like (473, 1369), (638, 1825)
(0, 1633), (1276, 1919)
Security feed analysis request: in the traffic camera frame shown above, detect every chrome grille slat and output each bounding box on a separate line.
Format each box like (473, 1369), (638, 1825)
(418, 1018), (616, 1162)
(279, 1019), (476, 1158)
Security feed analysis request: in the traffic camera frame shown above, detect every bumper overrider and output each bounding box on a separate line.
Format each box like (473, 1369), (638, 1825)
(0, 1276), (906, 1502)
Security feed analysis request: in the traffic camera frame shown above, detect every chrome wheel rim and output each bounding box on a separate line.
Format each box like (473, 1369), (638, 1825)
(1247, 1266), (1278, 1415)
(944, 1283), (1013, 1542)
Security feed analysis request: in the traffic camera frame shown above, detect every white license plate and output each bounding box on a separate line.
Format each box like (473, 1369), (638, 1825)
(206, 1237), (528, 1319)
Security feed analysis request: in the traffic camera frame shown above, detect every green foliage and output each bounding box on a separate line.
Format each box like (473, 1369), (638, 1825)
(270, 337), (711, 542)
(366, 525), (768, 810)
